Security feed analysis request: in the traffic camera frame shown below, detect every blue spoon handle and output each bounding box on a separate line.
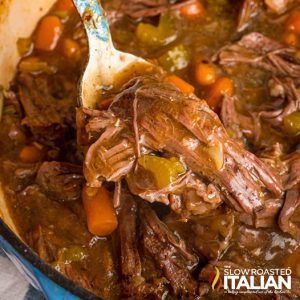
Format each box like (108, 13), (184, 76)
(73, 0), (110, 44)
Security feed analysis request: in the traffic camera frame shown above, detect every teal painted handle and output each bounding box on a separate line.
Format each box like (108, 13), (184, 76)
(73, 0), (110, 43)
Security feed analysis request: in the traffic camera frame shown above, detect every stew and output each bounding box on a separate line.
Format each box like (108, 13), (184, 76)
(0, 0), (300, 299)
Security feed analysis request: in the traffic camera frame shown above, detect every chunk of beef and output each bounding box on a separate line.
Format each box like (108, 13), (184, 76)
(279, 151), (300, 240)
(104, 0), (194, 24)
(234, 226), (298, 264)
(239, 197), (283, 227)
(140, 202), (198, 296)
(217, 32), (300, 78)
(57, 264), (96, 295)
(237, 0), (260, 32)
(119, 194), (144, 296)
(18, 185), (92, 249)
(18, 73), (75, 146)
(118, 194), (168, 299)
(27, 225), (56, 262)
(0, 92), (27, 150)
(82, 75), (282, 218)
(2, 160), (39, 192)
(36, 161), (84, 202)
(190, 208), (235, 260)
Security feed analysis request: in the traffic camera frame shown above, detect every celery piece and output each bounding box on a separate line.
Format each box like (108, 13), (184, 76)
(283, 111), (300, 136)
(138, 155), (185, 189)
(136, 13), (177, 47)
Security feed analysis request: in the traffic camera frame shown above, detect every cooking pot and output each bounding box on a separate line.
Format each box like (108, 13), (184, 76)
(0, 1), (99, 299)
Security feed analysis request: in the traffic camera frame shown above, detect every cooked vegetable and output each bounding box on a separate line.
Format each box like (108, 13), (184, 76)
(19, 144), (44, 163)
(282, 32), (297, 46)
(82, 185), (118, 236)
(57, 246), (88, 264)
(62, 38), (80, 58)
(136, 14), (176, 47)
(283, 111), (300, 136)
(18, 57), (56, 74)
(207, 140), (224, 170)
(285, 11), (300, 34)
(158, 44), (189, 72)
(2, 1), (300, 299)
(194, 61), (217, 86)
(17, 38), (33, 56)
(34, 16), (63, 51)
(264, 0), (288, 14)
(206, 77), (234, 109)
(138, 155), (185, 189)
(55, 0), (75, 13)
(180, 0), (205, 19)
(165, 74), (195, 94)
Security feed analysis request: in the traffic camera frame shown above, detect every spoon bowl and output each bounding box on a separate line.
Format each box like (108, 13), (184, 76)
(73, 0), (152, 109)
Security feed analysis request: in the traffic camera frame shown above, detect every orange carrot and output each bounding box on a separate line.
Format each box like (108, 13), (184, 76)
(55, 0), (75, 13)
(206, 77), (234, 109)
(282, 32), (297, 46)
(180, 0), (205, 19)
(62, 38), (80, 58)
(165, 74), (195, 94)
(34, 16), (63, 51)
(82, 185), (118, 236)
(285, 11), (300, 34)
(19, 144), (44, 163)
(194, 61), (217, 86)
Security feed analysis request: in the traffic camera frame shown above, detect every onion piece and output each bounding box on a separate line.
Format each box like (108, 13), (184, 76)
(208, 140), (224, 170)
(264, 0), (289, 14)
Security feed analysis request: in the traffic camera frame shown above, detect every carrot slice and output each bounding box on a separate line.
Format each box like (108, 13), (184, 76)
(55, 0), (75, 13)
(62, 38), (80, 58)
(82, 186), (118, 236)
(180, 0), (205, 19)
(194, 61), (217, 86)
(165, 75), (195, 94)
(206, 77), (234, 109)
(285, 11), (300, 34)
(19, 144), (44, 163)
(34, 16), (63, 51)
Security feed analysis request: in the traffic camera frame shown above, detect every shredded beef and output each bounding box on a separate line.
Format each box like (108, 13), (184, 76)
(140, 202), (198, 296)
(118, 194), (169, 299)
(239, 197), (283, 227)
(221, 94), (255, 143)
(217, 32), (300, 78)
(104, 0), (194, 24)
(237, 0), (260, 32)
(279, 151), (300, 240)
(258, 77), (300, 127)
(127, 170), (222, 217)
(81, 75), (282, 218)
